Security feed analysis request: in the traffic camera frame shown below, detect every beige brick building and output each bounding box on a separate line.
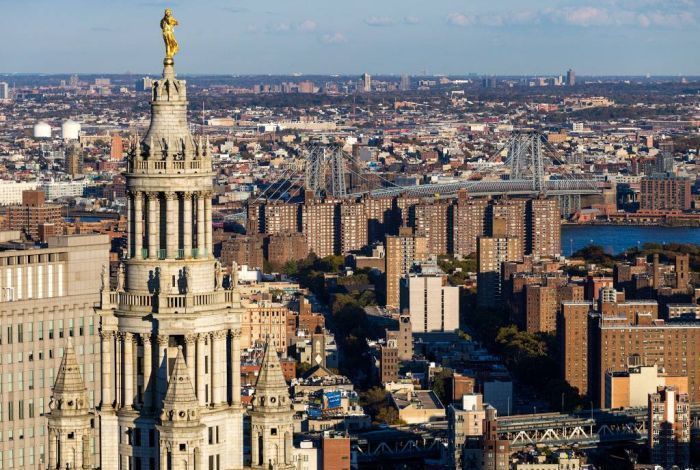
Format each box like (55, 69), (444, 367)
(385, 228), (428, 308)
(0, 234), (108, 469)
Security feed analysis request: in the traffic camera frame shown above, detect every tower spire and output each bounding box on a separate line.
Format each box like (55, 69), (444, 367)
(250, 338), (295, 469)
(157, 347), (205, 468)
(46, 343), (94, 469)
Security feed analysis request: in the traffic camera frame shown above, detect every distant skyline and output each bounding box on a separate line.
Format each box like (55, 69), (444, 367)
(1, 0), (698, 75)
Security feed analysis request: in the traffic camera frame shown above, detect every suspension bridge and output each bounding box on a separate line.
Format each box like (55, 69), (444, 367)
(257, 131), (600, 199)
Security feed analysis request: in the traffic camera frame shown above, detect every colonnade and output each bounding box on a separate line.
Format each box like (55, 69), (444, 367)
(100, 329), (242, 411)
(127, 191), (213, 260)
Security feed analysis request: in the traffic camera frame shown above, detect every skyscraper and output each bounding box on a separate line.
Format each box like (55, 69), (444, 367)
(95, 42), (244, 469)
(0, 82), (9, 102)
(527, 197), (560, 258)
(566, 69), (576, 86)
(361, 73), (372, 93)
(477, 215), (523, 308)
(399, 74), (411, 91)
(0, 234), (108, 468)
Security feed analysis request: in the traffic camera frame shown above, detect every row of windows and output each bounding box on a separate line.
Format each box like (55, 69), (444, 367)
(0, 363), (96, 394)
(0, 342), (97, 366)
(0, 400), (42, 423)
(0, 317), (95, 346)
(0, 445), (45, 469)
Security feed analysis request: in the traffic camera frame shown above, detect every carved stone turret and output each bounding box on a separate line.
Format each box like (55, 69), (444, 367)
(157, 347), (205, 470)
(249, 339), (295, 469)
(45, 343), (94, 469)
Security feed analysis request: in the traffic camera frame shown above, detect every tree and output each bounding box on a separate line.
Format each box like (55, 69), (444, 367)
(431, 368), (453, 405)
(296, 362), (312, 378)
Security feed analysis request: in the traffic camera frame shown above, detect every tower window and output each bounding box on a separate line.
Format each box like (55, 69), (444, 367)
(270, 428), (277, 436)
(179, 443), (186, 452)
(67, 432), (75, 440)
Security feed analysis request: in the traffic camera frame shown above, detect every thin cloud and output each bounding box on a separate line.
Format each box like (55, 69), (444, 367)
(297, 20), (318, 33)
(320, 32), (347, 44)
(250, 20), (319, 34)
(364, 16), (396, 27)
(446, 12), (474, 27)
(403, 16), (421, 25)
(446, 6), (696, 29)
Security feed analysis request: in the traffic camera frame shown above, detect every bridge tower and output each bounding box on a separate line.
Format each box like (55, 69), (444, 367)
(305, 145), (347, 198)
(506, 131), (546, 195)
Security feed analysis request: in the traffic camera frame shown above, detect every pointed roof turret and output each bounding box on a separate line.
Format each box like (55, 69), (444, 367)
(160, 347), (201, 426)
(54, 342), (87, 396)
(163, 346), (198, 406)
(251, 338), (292, 413)
(254, 338), (288, 392)
(48, 342), (90, 416)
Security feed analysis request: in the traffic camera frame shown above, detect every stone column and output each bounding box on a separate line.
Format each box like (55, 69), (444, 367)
(157, 335), (169, 403)
(160, 445), (168, 470)
(127, 192), (133, 258)
(204, 192), (213, 257)
(82, 434), (91, 469)
(48, 428), (57, 469)
(251, 429), (258, 467)
(183, 192), (193, 258)
(166, 192), (178, 259)
(147, 192), (159, 259)
(142, 334), (152, 409)
(134, 191), (144, 259)
(124, 332), (134, 408)
(185, 334), (197, 386)
(196, 333), (206, 406)
(196, 193), (205, 258)
(211, 331), (222, 405)
(231, 329), (241, 406)
(194, 448), (202, 470)
(115, 333), (122, 408)
(100, 331), (112, 408)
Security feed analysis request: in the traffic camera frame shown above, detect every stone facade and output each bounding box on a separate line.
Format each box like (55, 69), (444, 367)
(95, 55), (244, 469)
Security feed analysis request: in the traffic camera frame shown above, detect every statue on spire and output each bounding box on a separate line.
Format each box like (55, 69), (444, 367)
(160, 8), (179, 60)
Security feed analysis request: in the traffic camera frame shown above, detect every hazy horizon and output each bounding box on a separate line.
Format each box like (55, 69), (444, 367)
(1, 0), (698, 75)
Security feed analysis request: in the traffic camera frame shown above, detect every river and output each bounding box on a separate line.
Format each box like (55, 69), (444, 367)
(561, 225), (700, 256)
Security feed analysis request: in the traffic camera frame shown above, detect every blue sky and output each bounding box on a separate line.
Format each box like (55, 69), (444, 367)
(1, 0), (698, 75)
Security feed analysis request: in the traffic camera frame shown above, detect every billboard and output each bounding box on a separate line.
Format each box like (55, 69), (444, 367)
(323, 390), (342, 410)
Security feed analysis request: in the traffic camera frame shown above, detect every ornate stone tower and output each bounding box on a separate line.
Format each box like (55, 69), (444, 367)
(249, 341), (295, 470)
(45, 344), (94, 470)
(96, 25), (244, 469)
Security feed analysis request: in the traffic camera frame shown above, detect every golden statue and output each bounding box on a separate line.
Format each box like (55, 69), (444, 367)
(160, 8), (179, 59)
